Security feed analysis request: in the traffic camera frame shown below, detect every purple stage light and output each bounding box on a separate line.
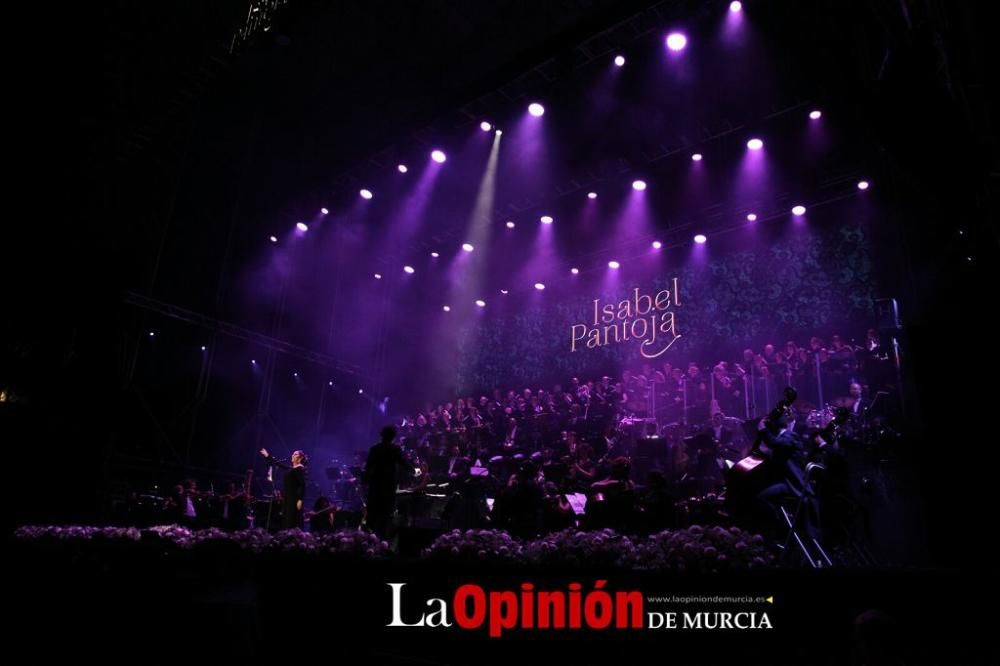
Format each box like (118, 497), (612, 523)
(792, 205), (806, 216)
(506, 221), (515, 228)
(534, 283), (545, 290)
(632, 180), (647, 191)
(360, 189), (373, 199)
(694, 234), (707, 244)
(691, 153), (703, 161)
(328, 381), (333, 386)
(652, 241), (662, 249)
(614, 55), (625, 67)
(442, 305), (451, 312)
(729, 1), (742, 12)
(747, 213), (757, 222)
(480, 121), (492, 132)
(374, 273), (382, 279)
(293, 372), (298, 377)
(431, 150), (447, 163)
(462, 243), (474, 252)
(587, 192), (597, 199)
(403, 265), (415, 274)
(809, 109), (822, 120)
(200, 345), (206, 351)
(571, 267), (579, 275)
(251, 359), (257, 365)
(540, 215), (553, 225)
(320, 207), (329, 215)
(296, 222), (308, 232)
(500, 289), (509, 295)
(857, 180), (870, 190)
(431, 251), (439, 258)
(608, 260), (620, 269)
(746, 138), (763, 151)
(358, 389), (364, 394)
(269, 235), (278, 243)
(666, 32), (687, 51)
(528, 103), (545, 117)
(475, 300), (486, 307)
(495, 129), (503, 136)
(397, 164), (408, 173)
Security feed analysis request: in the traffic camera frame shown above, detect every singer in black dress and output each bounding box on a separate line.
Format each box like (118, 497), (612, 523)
(259, 448), (308, 529)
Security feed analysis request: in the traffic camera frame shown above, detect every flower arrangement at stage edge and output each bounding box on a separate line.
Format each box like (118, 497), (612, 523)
(317, 529), (392, 559)
(14, 525), (142, 541)
(524, 528), (636, 568)
(422, 528), (524, 564)
(14, 525), (775, 571)
(631, 525), (774, 572)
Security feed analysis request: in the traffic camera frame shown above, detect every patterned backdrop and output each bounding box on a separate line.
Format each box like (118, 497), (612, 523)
(453, 222), (876, 393)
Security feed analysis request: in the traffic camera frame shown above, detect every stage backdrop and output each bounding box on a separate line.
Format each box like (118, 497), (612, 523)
(452, 221), (875, 393)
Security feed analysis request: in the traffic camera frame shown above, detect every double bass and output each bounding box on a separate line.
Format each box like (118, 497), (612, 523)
(725, 387), (798, 500)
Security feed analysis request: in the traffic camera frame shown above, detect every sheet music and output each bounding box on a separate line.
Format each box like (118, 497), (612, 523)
(565, 493), (588, 515)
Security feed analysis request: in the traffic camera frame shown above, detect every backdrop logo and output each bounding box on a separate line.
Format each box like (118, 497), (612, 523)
(571, 278), (682, 358)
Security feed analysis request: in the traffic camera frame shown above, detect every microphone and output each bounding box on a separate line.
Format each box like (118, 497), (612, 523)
(272, 457), (289, 464)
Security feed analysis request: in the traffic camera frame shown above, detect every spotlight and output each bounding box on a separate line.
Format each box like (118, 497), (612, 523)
(403, 265), (415, 274)
(614, 55), (625, 67)
(632, 180), (647, 191)
(694, 234), (707, 244)
(587, 192), (597, 199)
(691, 153), (703, 161)
(506, 221), (515, 228)
(652, 241), (662, 249)
(746, 138), (763, 151)
(374, 273), (382, 279)
(360, 189), (373, 199)
(540, 215), (553, 224)
(296, 222), (308, 232)
(293, 372), (298, 377)
(431, 251), (439, 258)
(251, 359), (257, 365)
(328, 381), (333, 386)
(666, 32), (687, 51)
(269, 235), (278, 243)
(200, 345), (206, 351)
(358, 389), (364, 394)
(571, 267), (579, 275)
(442, 305), (451, 312)
(534, 283), (545, 290)
(857, 180), (870, 190)
(500, 289), (509, 295)
(528, 103), (545, 117)
(747, 213), (757, 222)
(480, 121), (492, 132)
(148, 331), (155, 337)
(431, 150), (447, 163)
(792, 206), (806, 216)
(608, 260), (620, 269)
(475, 300), (486, 307)
(809, 110), (822, 120)
(729, 1), (742, 12)
(462, 243), (474, 252)
(320, 207), (329, 215)
(495, 129), (503, 136)
(397, 164), (408, 173)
